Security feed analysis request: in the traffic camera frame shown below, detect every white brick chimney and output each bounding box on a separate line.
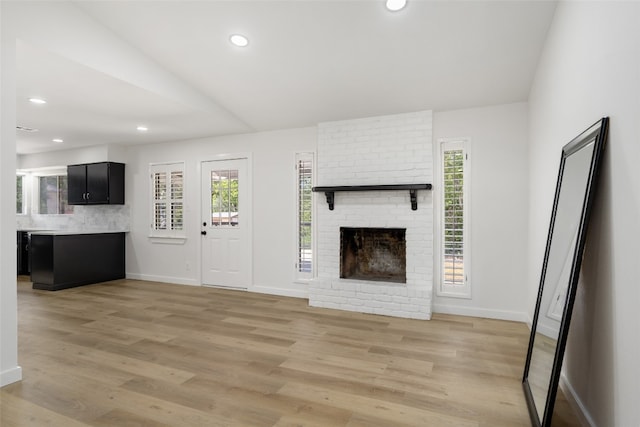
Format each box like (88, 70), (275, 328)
(310, 111), (434, 319)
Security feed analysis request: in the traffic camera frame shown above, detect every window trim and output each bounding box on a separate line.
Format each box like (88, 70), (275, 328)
(436, 138), (471, 299)
(149, 161), (186, 241)
(294, 152), (315, 283)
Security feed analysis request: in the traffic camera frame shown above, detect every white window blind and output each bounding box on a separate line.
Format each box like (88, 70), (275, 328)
(150, 163), (185, 237)
(170, 171), (184, 230)
(296, 153), (314, 280)
(438, 139), (470, 298)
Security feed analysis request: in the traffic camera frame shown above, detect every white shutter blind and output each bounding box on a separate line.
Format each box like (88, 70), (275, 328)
(443, 149), (464, 285)
(151, 163), (185, 237)
(170, 171), (184, 230)
(296, 153), (314, 280)
(439, 140), (470, 298)
(153, 172), (167, 230)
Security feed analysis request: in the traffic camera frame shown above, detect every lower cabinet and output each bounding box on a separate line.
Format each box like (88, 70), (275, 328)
(30, 232), (125, 291)
(17, 231), (30, 275)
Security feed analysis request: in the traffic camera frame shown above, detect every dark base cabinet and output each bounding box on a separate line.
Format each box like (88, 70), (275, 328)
(17, 231), (30, 275)
(30, 232), (125, 291)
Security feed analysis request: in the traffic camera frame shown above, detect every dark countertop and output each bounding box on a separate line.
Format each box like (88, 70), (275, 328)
(28, 230), (129, 236)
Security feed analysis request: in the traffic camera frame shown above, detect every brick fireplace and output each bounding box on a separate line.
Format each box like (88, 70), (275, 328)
(309, 111), (433, 320)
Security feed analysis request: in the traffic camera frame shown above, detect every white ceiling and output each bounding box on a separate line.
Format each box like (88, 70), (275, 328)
(15, 0), (557, 155)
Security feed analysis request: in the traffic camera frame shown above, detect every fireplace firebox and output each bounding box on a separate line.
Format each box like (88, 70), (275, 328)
(340, 227), (406, 283)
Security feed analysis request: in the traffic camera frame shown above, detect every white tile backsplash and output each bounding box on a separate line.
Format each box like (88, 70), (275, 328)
(17, 204), (130, 232)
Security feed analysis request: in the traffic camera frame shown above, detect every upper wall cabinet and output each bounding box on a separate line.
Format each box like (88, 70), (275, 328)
(68, 162), (125, 205)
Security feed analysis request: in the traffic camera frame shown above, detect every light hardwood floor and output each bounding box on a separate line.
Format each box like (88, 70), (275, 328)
(1, 279), (578, 426)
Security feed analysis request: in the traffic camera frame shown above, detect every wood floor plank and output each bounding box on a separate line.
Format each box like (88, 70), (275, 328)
(276, 382), (480, 427)
(186, 377), (354, 427)
(0, 391), (91, 427)
(91, 409), (173, 427)
(81, 319), (178, 343)
(120, 376), (283, 426)
(0, 279), (579, 427)
(22, 336), (196, 385)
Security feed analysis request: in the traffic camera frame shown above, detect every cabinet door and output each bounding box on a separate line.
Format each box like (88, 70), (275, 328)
(67, 164), (87, 204)
(18, 231), (30, 274)
(86, 162), (110, 204)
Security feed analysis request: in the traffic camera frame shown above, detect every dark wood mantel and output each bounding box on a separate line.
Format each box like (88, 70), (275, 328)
(312, 184), (432, 211)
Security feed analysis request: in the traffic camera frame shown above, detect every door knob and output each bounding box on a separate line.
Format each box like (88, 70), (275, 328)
(201, 231), (207, 235)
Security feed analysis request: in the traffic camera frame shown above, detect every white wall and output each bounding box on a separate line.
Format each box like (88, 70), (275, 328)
(527, 2), (640, 426)
(432, 102), (529, 321)
(125, 127), (316, 296)
(17, 145), (109, 170)
(0, 3), (22, 387)
(17, 144), (129, 170)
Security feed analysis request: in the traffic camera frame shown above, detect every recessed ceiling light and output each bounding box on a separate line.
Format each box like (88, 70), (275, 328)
(136, 126), (148, 132)
(52, 138), (64, 143)
(230, 34), (249, 47)
(385, 0), (407, 12)
(29, 98), (47, 104)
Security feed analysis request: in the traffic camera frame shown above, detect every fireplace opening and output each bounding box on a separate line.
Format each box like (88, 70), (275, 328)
(340, 227), (406, 283)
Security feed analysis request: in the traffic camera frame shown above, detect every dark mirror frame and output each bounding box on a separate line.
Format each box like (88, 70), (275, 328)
(523, 117), (609, 426)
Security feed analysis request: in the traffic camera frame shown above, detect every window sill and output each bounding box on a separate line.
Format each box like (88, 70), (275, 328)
(148, 235), (187, 245)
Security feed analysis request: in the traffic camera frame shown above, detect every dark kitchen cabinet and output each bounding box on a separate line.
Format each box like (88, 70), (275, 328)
(17, 231), (30, 275)
(68, 162), (125, 205)
(30, 232), (126, 291)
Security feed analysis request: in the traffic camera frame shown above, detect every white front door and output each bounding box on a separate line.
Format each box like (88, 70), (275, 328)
(201, 158), (250, 289)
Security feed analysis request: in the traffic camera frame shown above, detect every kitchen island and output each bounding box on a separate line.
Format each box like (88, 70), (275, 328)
(30, 231), (126, 291)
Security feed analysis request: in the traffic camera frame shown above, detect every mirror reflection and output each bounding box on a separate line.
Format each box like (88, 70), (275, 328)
(528, 140), (596, 421)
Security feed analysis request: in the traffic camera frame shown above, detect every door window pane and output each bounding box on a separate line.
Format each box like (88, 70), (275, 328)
(211, 169), (239, 226)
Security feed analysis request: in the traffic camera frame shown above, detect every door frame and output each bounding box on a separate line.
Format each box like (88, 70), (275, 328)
(199, 152), (253, 289)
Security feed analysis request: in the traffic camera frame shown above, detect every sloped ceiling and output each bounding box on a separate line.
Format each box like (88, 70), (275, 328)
(14, 0), (557, 154)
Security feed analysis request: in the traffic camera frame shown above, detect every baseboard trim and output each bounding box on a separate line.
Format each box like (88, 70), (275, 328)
(0, 366), (22, 387)
(125, 275), (309, 299)
(251, 285), (308, 299)
(559, 374), (596, 427)
(125, 273), (199, 287)
(432, 303), (528, 322)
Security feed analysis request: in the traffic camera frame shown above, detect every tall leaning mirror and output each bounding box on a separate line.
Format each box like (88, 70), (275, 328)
(523, 118), (608, 426)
